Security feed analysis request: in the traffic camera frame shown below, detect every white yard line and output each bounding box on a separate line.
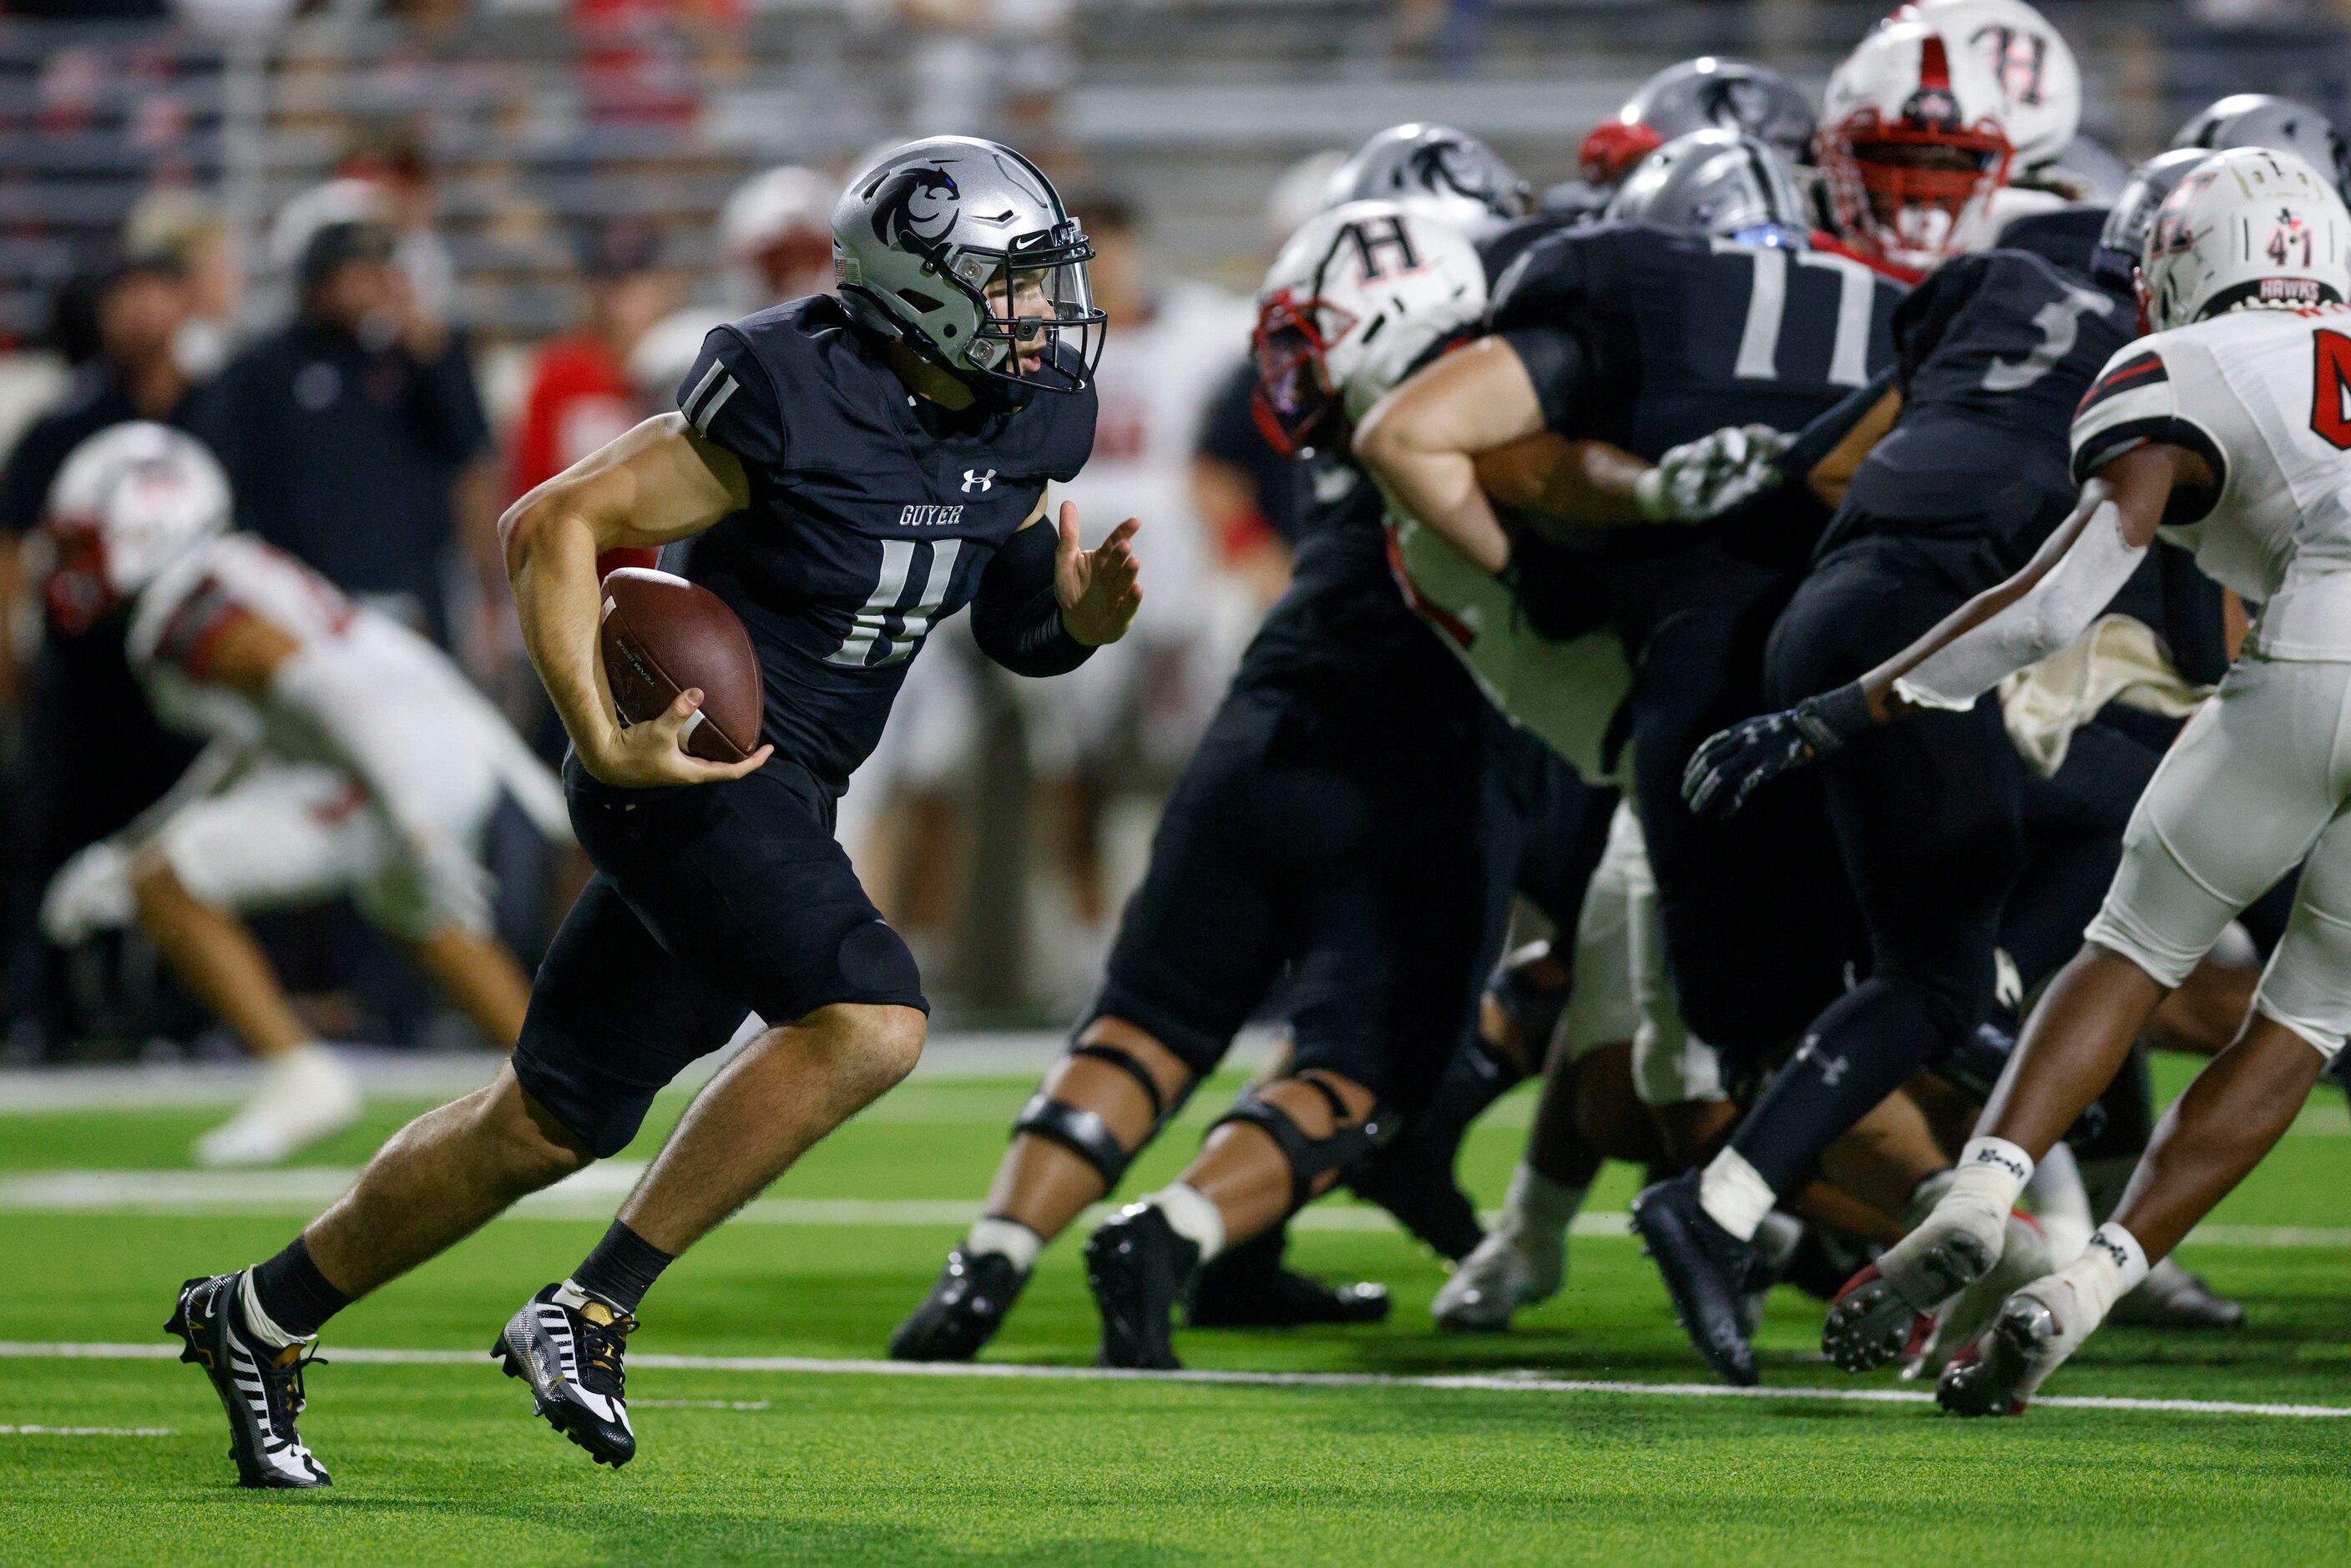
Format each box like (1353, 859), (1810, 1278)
(3, 1340), (2344, 1420)
(0, 1423), (177, 1437)
(1, 1169), (2341, 1247)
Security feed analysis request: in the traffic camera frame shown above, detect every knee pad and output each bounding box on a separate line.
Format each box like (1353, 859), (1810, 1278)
(1211, 1073), (1396, 1212)
(1011, 1041), (1188, 1187)
(1489, 941), (1570, 1061)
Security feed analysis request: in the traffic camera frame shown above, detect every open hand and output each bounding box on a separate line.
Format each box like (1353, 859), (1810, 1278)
(1054, 501), (1143, 645)
(581, 687), (773, 789)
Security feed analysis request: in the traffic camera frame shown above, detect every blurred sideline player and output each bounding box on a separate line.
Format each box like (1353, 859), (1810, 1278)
(37, 424), (556, 1167)
(510, 224), (680, 579)
(164, 137), (1141, 1488)
(628, 164), (837, 412)
(1744, 149), (2351, 1414)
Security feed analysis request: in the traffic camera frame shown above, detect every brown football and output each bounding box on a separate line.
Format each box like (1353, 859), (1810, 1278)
(598, 568), (763, 762)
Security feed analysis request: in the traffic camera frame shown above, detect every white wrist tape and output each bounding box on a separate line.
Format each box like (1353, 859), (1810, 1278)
(1896, 499), (2147, 712)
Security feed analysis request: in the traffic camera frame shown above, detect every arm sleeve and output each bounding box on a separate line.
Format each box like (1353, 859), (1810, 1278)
(676, 326), (787, 469)
(1893, 497), (2150, 711)
(969, 518), (1094, 678)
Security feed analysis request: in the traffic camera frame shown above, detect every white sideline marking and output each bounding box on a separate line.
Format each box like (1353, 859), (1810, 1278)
(0, 1423), (176, 1437)
(3, 1341), (2345, 1420)
(2, 1170), (2343, 1249)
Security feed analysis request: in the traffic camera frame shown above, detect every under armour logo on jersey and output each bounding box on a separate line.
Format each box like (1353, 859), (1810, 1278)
(961, 468), (995, 493)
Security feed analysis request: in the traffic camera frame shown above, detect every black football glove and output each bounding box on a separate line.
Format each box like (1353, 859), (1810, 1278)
(1681, 682), (1873, 818)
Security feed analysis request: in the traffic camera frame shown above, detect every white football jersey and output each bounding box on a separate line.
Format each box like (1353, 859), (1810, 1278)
(2071, 305), (2351, 660)
(123, 534), (562, 836)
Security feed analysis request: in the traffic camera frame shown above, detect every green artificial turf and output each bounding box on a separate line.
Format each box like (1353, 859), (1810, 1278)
(0, 1057), (2346, 1565)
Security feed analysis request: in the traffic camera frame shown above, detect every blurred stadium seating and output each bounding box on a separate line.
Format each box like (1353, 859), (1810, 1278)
(3, 2), (2348, 352)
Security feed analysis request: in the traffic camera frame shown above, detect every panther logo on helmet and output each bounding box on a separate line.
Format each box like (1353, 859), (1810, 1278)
(868, 167), (960, 250)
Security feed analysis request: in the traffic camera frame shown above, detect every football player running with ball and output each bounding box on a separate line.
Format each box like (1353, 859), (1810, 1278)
(164, 137), (1142, 1487)
(1699, 147), (2351, 1413)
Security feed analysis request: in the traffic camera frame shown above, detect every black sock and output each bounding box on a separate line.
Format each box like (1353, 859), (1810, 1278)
(1729, 978), (1952, 1194)
(570, 1221), (673, 1313)
(249, 1237), (352, 1340)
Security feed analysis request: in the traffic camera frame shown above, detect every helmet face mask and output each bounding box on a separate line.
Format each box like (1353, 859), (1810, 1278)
(39, 517), (116, 636)
(1819, 21), (2014, 275)
(833, 138), (1107, 397)
(1249, 291), (1352, 457)
(1250, 200), (1489, 458)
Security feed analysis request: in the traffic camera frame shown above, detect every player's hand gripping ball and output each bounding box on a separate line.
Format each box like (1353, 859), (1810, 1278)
(594, 568), (772, 786)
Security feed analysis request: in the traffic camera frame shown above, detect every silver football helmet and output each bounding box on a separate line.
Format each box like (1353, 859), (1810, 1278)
(2090, 147), (2212, 291)
(1583, 58), (1817, 189)
(2173, 94), (2351, 205)
(832, 136), (1105, 395)
(1323, 124), (1531, 240)
(1605, 130), (1813, 246)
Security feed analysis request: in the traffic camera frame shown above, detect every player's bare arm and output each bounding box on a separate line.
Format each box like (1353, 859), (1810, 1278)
(499, 412), (775, 789)
(1352, 336), (1542, 574)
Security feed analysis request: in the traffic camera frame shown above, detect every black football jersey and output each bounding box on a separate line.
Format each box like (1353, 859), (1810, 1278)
(1831, 245), (2136, 560)
(1487, 222), (1906, 461)
(676, 296), (1095, 783)
(1231, 453), (1469, 711)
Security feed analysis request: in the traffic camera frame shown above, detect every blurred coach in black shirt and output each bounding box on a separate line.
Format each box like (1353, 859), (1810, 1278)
(201, 218), (497, 647)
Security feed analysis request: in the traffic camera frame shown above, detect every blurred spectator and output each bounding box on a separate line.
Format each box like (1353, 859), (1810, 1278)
(0, 257), (210, 1044)
(122, 189), (243, 379)
(200, 216), (498, 650)
(510, 223), (677, 576)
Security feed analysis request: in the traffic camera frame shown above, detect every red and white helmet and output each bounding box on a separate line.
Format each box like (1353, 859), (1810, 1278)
(1251, 200), (1486, 456)
(2141, 147), (2351, 334)
(42, 422), (230, 632)
(1892, 0), (2080, 172)
(1819, 17), (2015, 277)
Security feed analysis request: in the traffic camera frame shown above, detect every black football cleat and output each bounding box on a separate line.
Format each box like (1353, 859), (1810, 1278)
(889, 1248), (1029, 1362)
(165, 1272), (331, 1490)
(1084, 1203), (1201, 1370)
(493, 1284), (638, 1468)
(1630, 1171), (1761, 1387)
(1187, 1231), (1389, 1328)
(1936, 1294), (2060, 1418)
